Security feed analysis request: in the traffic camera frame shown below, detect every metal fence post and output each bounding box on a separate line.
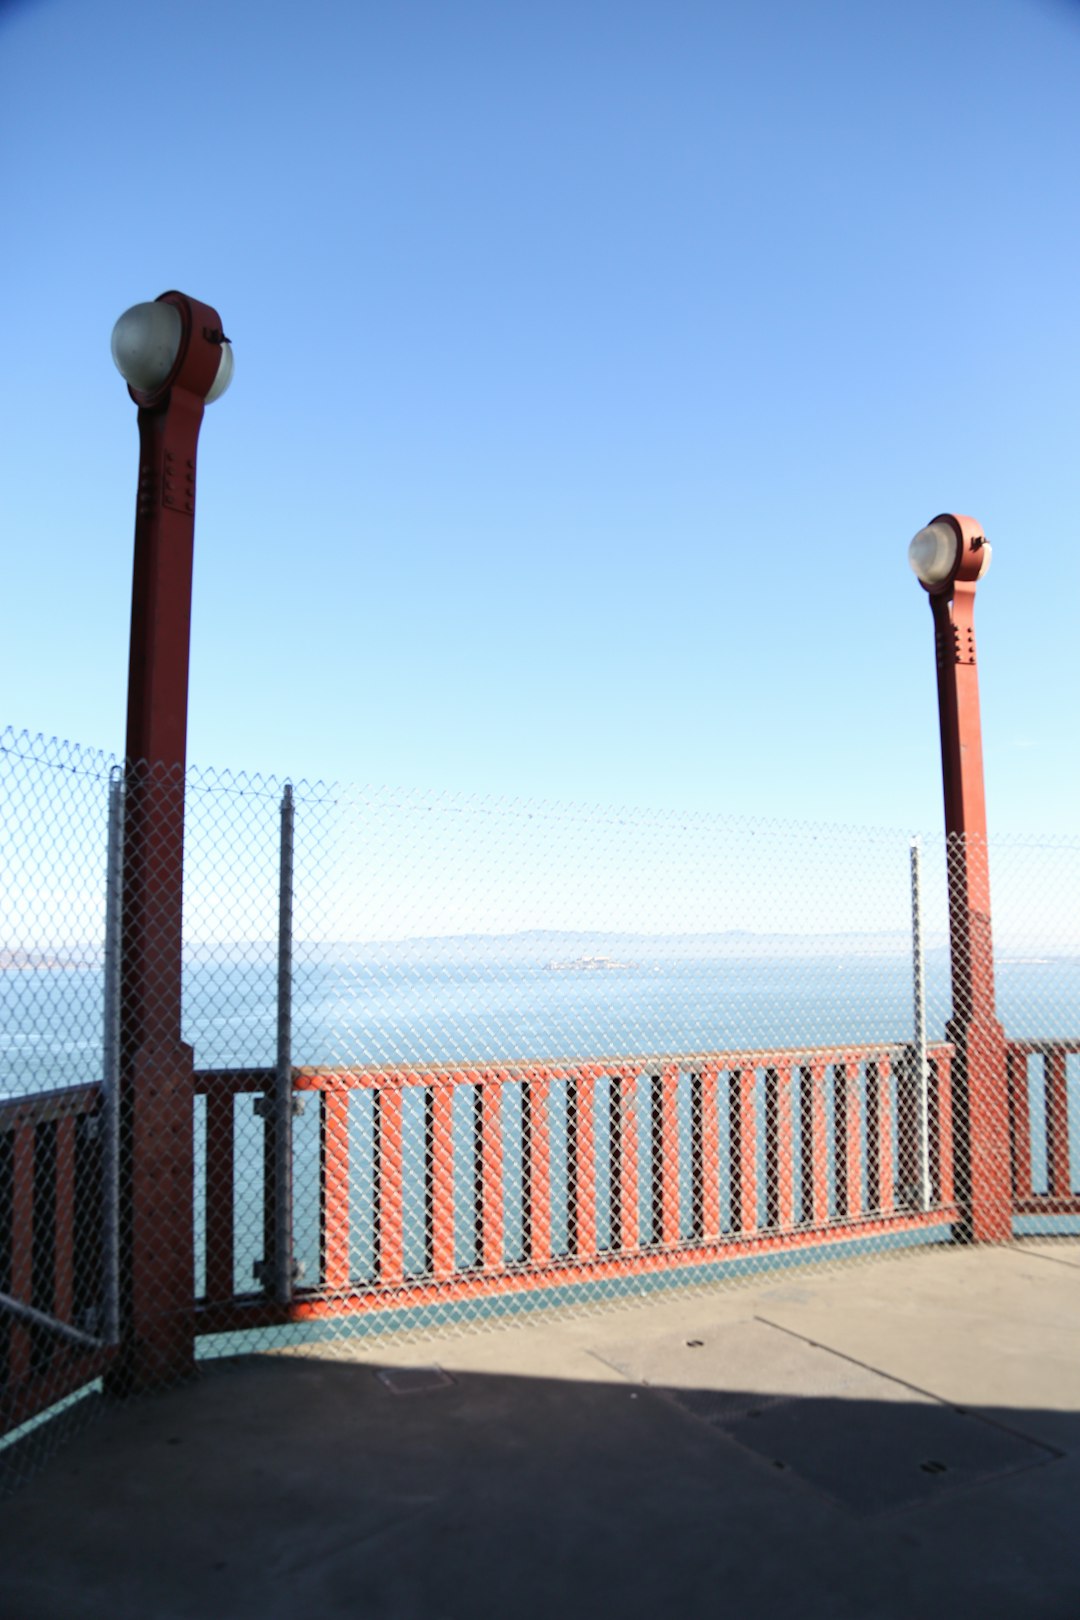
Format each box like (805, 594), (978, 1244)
(910, 835), (931, 1210)
(101, 768), (125, 1344)
(273, 783), (295, 1304)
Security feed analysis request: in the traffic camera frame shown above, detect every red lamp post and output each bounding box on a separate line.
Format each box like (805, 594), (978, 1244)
(909, 513), (1011, 1242)
(107, 292), (233, 1392)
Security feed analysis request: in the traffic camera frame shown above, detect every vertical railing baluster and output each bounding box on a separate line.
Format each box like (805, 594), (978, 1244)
(764, 1069), (779, 1229)
(570, 1072), (597, 1260)
(376, 1086), (404, 1286)
(565, 1078), (579, 1255)
(30, 1122), (56, 1372)
(607, 1079), (619, 1250)
(1046, 1049), (1071, 1200)
(876, 1054), (895, 1213)
(689, 1072), (705, 1241)
(649, 1073), (663, 1244)
(1007, 1046), (1033, 1204)
(933, 1051), (955, 1205)
(660, 1065), (680, 1247)
(472, 1084), (484, 1269)
(797, 1066), (812, 1224)
(844, 1059), (863, 1220)
(897, 1051), (922, 1210)
(525, 1074), (551, 1268)
(742, 1063), (759, 1234)
(832, 1066), (847, 1216)
(615, 1074), (638, 1252)
(866, 1057), (894, 1214)
(261, 1088), (277, 1295)
(864, 1060), (881, 1211)
(479, 1076), (504, 1272)
(810, 1060), (829, 1227)
(0, 1131), (11, 1382)
(321, 1089), (350, 1291)
(422, 1087), (435, 1274)
(431, 1081), (455, 1279)
(733, 1064), (758, 1234)
(54, 1115), (76, 1327)
(699, 1066), (721, 1242)
(770, 1066), (795, 1230)
(205, 1090), (235, 1302)
(729, 1071), (743, 1230)
(73, 1110), (103, 1338)
(11, 1124), (34, 1383)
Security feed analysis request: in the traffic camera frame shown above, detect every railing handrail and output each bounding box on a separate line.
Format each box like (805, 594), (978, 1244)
(274, 1042), (955, 1090)
(0, 1080), (102, 1129)
(1005, 1037), (1080, 1055)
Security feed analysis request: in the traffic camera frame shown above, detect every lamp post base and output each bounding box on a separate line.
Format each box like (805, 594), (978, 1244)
(104, 1039), (197, 1397)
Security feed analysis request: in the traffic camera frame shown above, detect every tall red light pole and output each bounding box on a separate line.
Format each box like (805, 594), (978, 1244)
(909, 513), (1011, 1242)
(107, 293), (233, 1392)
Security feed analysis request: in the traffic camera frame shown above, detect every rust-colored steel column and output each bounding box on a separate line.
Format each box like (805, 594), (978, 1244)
(107, 293), (231, 1394)
(914, 513), (1011, 1242)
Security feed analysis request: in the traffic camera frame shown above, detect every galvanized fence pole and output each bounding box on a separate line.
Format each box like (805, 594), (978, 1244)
(101, 767), (125, 1343)
(274, 782), (295, 1304)
(910, 835), (931, 1209)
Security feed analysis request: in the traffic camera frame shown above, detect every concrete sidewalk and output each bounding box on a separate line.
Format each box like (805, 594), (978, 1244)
(1, 1240), (1078, 1619)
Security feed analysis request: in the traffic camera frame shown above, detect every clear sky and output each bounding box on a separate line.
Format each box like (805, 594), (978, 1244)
(2, 0), (1079, 835)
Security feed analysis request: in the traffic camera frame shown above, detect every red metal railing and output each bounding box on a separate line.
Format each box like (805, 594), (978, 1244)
(1007, 1040), (1080, 1216)
(9, 1037), (1073, 1417)
(0, 1084), (111, 1435)
(193, 1043), (959, 1335)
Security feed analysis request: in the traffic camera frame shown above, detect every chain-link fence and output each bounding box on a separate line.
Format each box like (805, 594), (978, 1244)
(3, 727), (1079, 1482)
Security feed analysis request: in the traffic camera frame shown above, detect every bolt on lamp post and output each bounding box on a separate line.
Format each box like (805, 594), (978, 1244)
(108, 292), (233, 1392)
(909, 514), (1011, 1243)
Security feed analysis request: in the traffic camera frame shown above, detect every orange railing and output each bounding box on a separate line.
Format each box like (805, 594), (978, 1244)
(11, 1039), (1071, 1385)
(193, 1044), (959, 1335)
(1007, 1040), (1080, 1216)
(7, 1042), (1076, 1434)
(0, 1083), (111, 1434)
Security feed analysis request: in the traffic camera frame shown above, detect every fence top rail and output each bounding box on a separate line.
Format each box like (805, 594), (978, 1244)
(0, 1081), (102, 1129)
(1005, 1039), (1080, 1056)
(265, 1042), (957, 1092)
(193, 1067), (274, 1096)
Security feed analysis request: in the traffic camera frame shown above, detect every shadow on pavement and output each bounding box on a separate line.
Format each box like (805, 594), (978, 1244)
(0, 1348), (1077, 1620)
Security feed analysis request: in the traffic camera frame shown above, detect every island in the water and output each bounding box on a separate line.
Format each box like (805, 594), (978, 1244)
(545, 954), (638, 972)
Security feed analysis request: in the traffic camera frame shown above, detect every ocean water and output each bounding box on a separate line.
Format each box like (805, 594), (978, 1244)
(4, 950), (1078, 1091)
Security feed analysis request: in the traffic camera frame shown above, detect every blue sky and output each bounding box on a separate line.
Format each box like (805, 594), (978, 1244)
(2, 0), (1078, 833)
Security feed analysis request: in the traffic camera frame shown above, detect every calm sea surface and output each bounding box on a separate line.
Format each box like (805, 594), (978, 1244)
(3, 952), (1078, 1087)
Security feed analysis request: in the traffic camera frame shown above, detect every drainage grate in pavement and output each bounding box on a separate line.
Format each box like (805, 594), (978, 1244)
(592, 1319), (1058, 1515)
(374, 1366), (455, 1396)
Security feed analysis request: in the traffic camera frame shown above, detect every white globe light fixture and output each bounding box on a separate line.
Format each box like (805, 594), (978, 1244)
(111, 302), (183, 394)
(908, 513), (991, 594)
(110, 290), (233, 406)
(908, 519), (958, 587)
(204, 337), (234, 403)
